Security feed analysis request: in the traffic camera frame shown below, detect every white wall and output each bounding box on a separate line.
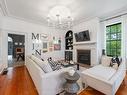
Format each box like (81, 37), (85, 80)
(0, 16), (66, 70)
(72, 18), (102, 65)
(73, 18), (99, 42)
(0, 30), (2, 64)
(0, 15), (3, 66)
(121, 15), (127, 68)
(101, 16), (127, 68)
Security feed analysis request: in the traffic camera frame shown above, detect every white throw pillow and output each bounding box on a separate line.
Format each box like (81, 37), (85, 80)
(31, 55), (41, 63)
(101, 56), (112, 67)
(31, 55), (52, 73)
(112, 63), (118, 70)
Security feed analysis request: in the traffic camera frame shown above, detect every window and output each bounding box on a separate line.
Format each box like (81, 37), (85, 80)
(106, 23), (121, 57)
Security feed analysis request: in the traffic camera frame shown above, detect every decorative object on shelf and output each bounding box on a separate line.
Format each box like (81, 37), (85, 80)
(65, 30), (73, 62)
(63, 72), (80, 95)
(65, 51), (72, 63)
(47, 5), (73, 29)
(65, 30), (73, 50)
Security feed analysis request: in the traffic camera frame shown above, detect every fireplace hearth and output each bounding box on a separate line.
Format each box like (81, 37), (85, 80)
(77, 50), (91, 65)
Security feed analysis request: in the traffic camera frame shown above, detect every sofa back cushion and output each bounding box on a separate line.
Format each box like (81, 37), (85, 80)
(84, 65), (116, 81)
(101, 55), (112, 67)
(30, 55), (53, 73)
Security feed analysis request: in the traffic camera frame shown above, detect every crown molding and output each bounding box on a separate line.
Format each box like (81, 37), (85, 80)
(73, 5), (127, 26)
(73, 16), (98, 26)
(1, 0), (127, 29)
(7, 14), (47, 26)
(0, 0), (9, 16)
(0, 0), (49, 27)
(0, 4), (4, 16)
(99, 5), (127, 22)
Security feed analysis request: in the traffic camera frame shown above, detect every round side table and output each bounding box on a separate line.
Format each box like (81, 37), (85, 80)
(63, 72), (80, 95)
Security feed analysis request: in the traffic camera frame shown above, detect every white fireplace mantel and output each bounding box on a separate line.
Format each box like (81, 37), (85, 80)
(73, 41), (98, 66)
(73, 41), (96, 46)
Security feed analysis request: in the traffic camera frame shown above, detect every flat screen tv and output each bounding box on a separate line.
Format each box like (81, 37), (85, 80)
(74, 30), (90, 42)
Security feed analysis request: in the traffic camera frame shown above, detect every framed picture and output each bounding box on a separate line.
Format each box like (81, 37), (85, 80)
(40, 33), (49, 41)
(54, 44), (61, 50)
(53, 37), (61, 51)
(43, 42), (48, 53)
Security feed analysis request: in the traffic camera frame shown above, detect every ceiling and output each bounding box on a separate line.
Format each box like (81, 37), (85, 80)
(1, 0), (127, 25)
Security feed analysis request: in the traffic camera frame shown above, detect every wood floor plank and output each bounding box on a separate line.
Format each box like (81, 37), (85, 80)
(0, 66), (126, 95)
(0, 66), (38, 95)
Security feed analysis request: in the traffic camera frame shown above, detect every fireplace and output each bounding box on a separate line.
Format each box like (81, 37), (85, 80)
(77, 50), (91, 65)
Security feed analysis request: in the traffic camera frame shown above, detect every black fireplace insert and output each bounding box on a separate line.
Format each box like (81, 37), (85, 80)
(77, 50), (91, 65)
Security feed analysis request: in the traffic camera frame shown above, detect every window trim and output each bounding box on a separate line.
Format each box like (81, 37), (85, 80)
(106, 23), (121, 57)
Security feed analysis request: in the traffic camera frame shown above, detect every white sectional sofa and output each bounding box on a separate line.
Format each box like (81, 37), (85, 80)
(81, 59), (126, 95)
(26, 55), (73, 95)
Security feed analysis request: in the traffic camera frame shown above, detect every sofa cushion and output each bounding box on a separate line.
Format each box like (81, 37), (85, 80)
(30, 55), (52, 73)
(112, 63), (118, 70)
(101, 55), (112, 67)
(83, 65), (116, 81)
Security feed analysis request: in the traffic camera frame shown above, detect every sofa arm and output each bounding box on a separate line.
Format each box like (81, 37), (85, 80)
(109, 62), (126, 95)
(81, 72), (113, 95)
(40, 67), (74, 95)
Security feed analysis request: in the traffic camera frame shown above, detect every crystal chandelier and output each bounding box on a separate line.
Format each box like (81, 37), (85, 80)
(47, 6), (73, 29)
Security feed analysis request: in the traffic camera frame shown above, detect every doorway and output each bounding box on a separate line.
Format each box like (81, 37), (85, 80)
(8, 33), (25, 67)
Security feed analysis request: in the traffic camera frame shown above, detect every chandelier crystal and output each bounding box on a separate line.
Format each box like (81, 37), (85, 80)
(47, 6), (73, 29)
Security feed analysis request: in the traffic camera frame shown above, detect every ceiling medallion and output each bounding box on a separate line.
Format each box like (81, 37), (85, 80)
(47, 5), (73, 29)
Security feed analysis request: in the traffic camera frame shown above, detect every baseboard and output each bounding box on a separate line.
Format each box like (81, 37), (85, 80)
(1, 68), (8, 75)
(0, 64), (5, 74)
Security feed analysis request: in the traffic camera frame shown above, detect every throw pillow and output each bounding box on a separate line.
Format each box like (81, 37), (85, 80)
(48, 59), (62, 71)
(112, 63), (118, 70)
(31, 55), (52, 73)
(40, 61), (53, 73)
(115, 56), (122, 66)
(101, 55), (112, 67)
(30, 55), (41, 63)
(110, 57), (122, 67)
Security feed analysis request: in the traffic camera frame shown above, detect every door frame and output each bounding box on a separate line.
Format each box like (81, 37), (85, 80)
(2, 29), (28, 68)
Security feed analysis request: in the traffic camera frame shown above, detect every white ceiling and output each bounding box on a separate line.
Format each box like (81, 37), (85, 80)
(2, 0), (127, 25)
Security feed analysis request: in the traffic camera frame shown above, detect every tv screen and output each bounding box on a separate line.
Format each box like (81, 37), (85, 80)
(74, 30), (90, 42)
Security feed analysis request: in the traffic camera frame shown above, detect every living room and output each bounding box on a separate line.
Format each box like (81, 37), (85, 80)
(0, 0), (127, 95)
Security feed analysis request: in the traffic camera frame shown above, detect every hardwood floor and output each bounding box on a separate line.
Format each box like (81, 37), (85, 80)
(0, 66), (38, 95)
(0, 66), (127, 95)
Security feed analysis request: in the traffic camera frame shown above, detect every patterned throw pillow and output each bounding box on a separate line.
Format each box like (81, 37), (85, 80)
(110, 57), (122, 67)
(115, 56), (122, 66)
(48, 58), (62, 71)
